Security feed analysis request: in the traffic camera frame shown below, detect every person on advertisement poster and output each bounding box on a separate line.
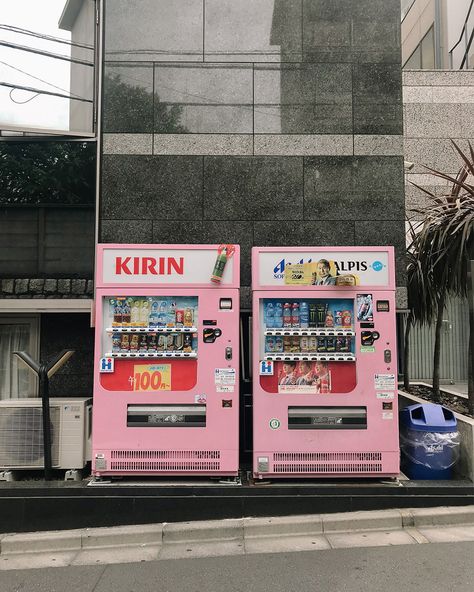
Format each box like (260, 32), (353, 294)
(314, 361), (331, 394)
(279, 361), (297, 385)
(296, 361), (316, 386)
(313, 259), (337, 286)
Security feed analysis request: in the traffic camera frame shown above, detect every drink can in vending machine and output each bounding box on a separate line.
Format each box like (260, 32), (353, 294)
(308, 336), (317, 352)
(183, 333), (193, 353)
(175, 309), (184, 327)
(147, 334), (157, 353)
(283, 303), (292, 328)
(157, 334), (166, 352)
(291, 302), (300, 328)
(291, 336), (300, 352)
(184, 308), (194, 328)
(112, 332), (121, 353)
(166, 334), (175, 351)
(265, 336), (275, 353)
(316, 303), (327, 327)
(274, 336), (284, 353)
(335, 310), (343, 326)
(345, 336), (352, 352)
(342, 310), (352, 327)
(283, 335), (292, 352)
(326, 336), (336, 352)
(130, 334), (139, 352)
(139, 334), (148, 352)
(300, 336), (309, 352)
(309, 303), (318, 328)
(336, 336), (346, 352)
(175, 333), (184, 351)
(121, 334), (130, 352)
(317, 336), (326, 352)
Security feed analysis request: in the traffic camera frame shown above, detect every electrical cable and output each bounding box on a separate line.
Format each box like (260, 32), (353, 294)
(0, 23), (94, 50)
(0, 40), (94, 66)
(0, 60), (88, 100)
(0, 81), (93, 103)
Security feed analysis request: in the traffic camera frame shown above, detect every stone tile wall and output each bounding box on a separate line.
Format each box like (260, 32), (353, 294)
(403, 70), (474, 220)
(101, 0), (406, 306)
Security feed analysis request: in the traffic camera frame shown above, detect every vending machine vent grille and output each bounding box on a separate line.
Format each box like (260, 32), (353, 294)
(110, 461), (220, 471)
(111, 450), (220, 460)
(272, 452), (383, 473)
(273, 452), (382, 462)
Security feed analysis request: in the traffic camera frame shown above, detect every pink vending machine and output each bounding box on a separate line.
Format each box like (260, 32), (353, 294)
(93, 244), (239, 477)
(252, 246), (399, 479)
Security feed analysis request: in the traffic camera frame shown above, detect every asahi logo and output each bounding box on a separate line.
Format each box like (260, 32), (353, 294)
(273, 258), (312, 279)
(115, 256), (184, 276)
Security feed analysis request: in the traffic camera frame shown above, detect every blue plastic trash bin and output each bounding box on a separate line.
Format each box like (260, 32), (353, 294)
(399, 403), (460, 479)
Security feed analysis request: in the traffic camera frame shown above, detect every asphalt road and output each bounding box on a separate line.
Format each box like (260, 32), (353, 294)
(0, 541), (472, 592)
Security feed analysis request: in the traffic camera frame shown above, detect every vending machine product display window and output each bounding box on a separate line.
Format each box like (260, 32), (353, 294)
(252, 247), (399, 479)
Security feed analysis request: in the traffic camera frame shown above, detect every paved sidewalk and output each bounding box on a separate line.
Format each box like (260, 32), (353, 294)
(0, 505), (473, 571)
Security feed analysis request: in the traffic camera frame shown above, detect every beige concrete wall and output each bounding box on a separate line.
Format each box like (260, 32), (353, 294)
(401, 0), (436, 65)
(403, 70), (474, 220)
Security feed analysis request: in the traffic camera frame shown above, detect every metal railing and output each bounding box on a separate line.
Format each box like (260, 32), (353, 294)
(449, 0), (474, 69)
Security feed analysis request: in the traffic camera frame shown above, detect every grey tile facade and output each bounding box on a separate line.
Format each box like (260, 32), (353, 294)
(101, 0), (406, 303)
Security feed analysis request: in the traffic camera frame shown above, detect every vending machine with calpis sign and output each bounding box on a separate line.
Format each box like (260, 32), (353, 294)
(252, 246), (399, 478)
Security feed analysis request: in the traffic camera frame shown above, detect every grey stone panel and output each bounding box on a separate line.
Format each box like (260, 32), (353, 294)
(203, 157), (303, 221)
(204, 0), (302, 62)
(154, 63), (253, 134)
(102, 134), (153, 155)
(403, 70), (474, 86)
(460, 104), (474, 136)
(254, 104), (353, 134)
(304, 156), (405, 221)
(103, 63), (153, 133)
(101, 155), (203, 219)
(104, 0), (204, 62)
(354, 135), (404, 156)
(404, 138), (436, 173)
(302, 0), (352, 63)
(254, 135), (353, 156)
(353, 63), (403, 135)
(254, 221), (355, 247)
(355, 220), (406, 285)
(432, 138), (471, 173)
(152, 220), (253, 286)
(100, 219), (153, 243)
(404, 104), (463, 138)
(153, 134), (253, 156)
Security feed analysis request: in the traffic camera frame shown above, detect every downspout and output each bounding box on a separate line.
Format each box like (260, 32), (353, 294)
(434, 0), (443, 68)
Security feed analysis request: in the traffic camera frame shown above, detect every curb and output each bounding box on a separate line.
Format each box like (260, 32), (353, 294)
(1, 505), (473, 556)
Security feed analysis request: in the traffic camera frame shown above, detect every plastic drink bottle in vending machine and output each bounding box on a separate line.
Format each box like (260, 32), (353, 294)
(291, 302), (300, 328)
(283, 303), (292, 328)
(300, 302), (309, 328)
(265, 302), (275, 328)
(274, 302), (283, 328)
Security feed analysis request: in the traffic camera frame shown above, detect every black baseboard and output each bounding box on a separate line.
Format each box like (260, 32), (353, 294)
(0, 477), (472, 533)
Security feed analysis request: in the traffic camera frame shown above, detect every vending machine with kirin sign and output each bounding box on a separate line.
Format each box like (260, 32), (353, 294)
(93, 244), (239, 477)
(252, 246), (399, 479)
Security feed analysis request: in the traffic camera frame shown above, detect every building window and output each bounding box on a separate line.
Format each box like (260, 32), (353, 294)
(0, 317), (39, 400)
(404, 26), (435, 69)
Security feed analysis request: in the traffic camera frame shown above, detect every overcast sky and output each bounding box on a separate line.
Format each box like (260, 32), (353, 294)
(0, 0), (72, 131)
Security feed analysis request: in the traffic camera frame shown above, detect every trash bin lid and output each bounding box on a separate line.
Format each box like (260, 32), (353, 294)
(400, 403), (457, 432)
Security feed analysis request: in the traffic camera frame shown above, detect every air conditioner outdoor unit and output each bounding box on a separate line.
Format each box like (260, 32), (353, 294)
(0, 398), (92, 470)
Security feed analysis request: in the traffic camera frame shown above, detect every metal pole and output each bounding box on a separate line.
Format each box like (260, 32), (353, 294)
(39, 364), (53, 481)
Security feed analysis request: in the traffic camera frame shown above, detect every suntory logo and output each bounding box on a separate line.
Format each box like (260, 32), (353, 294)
(115, 256), (184, 276)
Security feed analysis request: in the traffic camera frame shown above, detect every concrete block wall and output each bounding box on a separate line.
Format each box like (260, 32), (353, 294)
(403, 70), (474, 220)
(100, 0), (406, 307)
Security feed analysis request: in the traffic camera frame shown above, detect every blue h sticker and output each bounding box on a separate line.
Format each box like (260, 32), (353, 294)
(100, 357), (114, 373)
(259, 360), (274, 375)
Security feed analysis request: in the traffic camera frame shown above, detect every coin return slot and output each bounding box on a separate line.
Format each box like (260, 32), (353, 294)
(127, 404), (206, 427)
(220, 298), (233, 310)
(288, 407), (367, 430)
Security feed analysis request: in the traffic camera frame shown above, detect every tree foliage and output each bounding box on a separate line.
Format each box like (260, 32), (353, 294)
(0, 141), (96, 205)
(409, 141), (474, 412)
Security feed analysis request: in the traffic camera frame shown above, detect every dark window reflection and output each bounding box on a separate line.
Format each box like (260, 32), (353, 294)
(204, 0), (302, 62)
(103, 64), (154, 133)
(255, 63), (353, 134)
(105, 0), (203, 62)
(154, 64), (253, 134)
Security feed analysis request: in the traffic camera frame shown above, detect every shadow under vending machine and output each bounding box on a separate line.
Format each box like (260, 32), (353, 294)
(252, 246), (399, 479)
(93, 244), (240, 477)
